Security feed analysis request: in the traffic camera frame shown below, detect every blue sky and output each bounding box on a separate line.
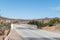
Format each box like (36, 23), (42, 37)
(0, 0), (60, 19)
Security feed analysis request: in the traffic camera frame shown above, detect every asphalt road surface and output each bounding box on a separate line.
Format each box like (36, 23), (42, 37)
(5, 24), (60, 40)
(5, 29), (60, 40)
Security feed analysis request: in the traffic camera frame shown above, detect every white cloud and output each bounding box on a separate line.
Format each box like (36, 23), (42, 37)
(51, 6), (60, 11)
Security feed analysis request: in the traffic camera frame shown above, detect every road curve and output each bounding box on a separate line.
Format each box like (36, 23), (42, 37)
(5, 24), (60, 40)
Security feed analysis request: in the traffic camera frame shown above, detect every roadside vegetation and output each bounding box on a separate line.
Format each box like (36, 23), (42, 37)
(28, 18), (60, 29)
(0, 22), (11, 35)
(28, 20), (47, 29)
(48, 18), (60, 26)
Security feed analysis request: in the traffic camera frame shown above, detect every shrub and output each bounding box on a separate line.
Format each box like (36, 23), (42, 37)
(28, 20), (46, 29)
(48, 18), (60, 26)
(13, 21), (18, 23)
(28, 20), (38, 25)
(4, 23), (11, 29)
(28, 18), (60, 28)
(0, 22), (11, 35)
(48, 20), (55, 26)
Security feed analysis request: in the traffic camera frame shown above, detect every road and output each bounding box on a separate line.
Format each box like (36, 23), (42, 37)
(5, 28), (60, 40)
(16, 29), (60, 40)
(5, 24), (60, 40)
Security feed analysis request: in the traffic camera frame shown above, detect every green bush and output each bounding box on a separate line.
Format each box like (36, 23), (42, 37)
(28, 20), (46, 29)
(48, 18), (60, 26)
(4, 23), (11, 29)
(13, 21), (18, 23)
(37, 21), (43, 29)
(0, 22), (11, 35)
(28, 18), (60, 28)
(48, 20), (55, 26)
(28, 20), (38, 25)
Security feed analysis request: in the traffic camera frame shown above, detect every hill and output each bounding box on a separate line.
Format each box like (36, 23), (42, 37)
(0, 16), (52, 23)
(0, 16), (60, 33)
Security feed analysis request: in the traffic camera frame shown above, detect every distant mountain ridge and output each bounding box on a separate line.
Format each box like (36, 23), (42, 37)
(0, 16), (59, 24)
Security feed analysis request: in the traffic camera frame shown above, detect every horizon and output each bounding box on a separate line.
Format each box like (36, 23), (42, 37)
(0, 15), (60, 20)
(0, 0), (60, 19)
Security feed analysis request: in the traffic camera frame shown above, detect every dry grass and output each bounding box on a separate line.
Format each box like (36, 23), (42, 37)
(42, 24), (60, 33)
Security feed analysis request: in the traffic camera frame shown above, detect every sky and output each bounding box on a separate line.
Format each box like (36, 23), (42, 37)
(0, 0), (60, 19)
